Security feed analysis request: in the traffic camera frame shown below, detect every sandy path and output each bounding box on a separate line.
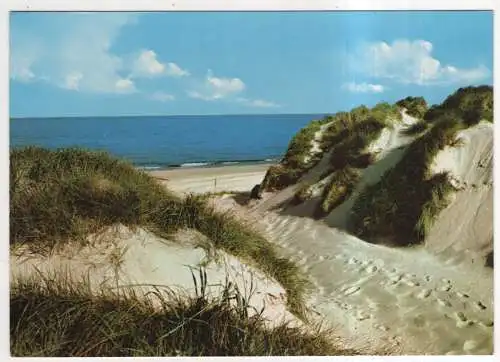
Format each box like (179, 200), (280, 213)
(254, 211), (493, 355)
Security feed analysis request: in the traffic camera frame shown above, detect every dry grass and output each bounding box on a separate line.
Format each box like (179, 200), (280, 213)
(11, 270), (350, 357)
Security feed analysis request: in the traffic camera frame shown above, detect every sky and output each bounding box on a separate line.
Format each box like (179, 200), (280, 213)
(10, 11), (493, 118)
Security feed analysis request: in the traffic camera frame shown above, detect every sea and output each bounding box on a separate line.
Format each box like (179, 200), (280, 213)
(10, 114), (325, 170)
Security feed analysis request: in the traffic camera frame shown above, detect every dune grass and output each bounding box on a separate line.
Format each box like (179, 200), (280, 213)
(349, 116), (463, 245)
(396, 96), (428, 119)
(311, 107), (393, 215)
(424, 85), (493, 125)
(262, 102), (400, 195)
(261, 119), (325, 192)
(349, 86), (493, 245)
(11, 270), (348, 357)
(10, 147), (309, 317)
(292, 182), (314, 205)
(318, 168), (360, 216)
(402, 120), (430, 136)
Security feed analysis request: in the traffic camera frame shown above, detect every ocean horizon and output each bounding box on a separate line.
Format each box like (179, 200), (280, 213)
(10, 113), (326, 170)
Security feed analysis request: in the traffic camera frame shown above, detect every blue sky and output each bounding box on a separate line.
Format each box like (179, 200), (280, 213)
(10, 11), (493, 118)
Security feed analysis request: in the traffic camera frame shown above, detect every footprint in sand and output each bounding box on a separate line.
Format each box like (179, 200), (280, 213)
(463, 340), (480, 353)
(347, 257), (359, 265)
(364, 265), (378, 274)
(416, 289), (432, 299)
(355, 310), (371, 321)
(389, 275), (403, 285)
(478, 319), (494, 328)
(474, 301), (487, 310)
(437, 298), (452, 307)
(456, 291), (470, 299)
(453, 312), (474, 328)
(439, 284), (452, 292)
(343, 286), (361, 296)
(403, 280), (420, 287)
(375, 324), (390, 331)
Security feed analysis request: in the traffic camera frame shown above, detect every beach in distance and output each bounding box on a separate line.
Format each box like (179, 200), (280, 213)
(149, 163), (271, 194)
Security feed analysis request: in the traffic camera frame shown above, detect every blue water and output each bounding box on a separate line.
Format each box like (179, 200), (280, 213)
(10, 114), (324, 169)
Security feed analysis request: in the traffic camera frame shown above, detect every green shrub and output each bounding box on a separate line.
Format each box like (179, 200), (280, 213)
(261, 119), (324, 191)
(292, 182), (314, 205)
(318, 168), (360, 216)
(424, 85), (493, 125)
(261, 164), (304, 192)
(396, 96), (428, 118)
(402, 120), (430, 136)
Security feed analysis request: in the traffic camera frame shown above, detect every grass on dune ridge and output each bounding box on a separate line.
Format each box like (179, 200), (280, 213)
(11, 270), (349, 357)
(10, 147), (309, 320)
(350, 85), (493, 246)
(262, 102), (401, 193)
(261, 85), (492, 247)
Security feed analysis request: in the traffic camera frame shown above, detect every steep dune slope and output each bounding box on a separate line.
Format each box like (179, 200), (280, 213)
(425, 122), (493, 261)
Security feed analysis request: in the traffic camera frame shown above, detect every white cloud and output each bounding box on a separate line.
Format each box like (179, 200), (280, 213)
(10, 13), (138, 94)
(237, 97), (280, 108)
(133, 50), (165, 76)
(115, 78), (136, 93)
(354, 39), (490, 85)
(342, 82), (384, 93)
(11, 65), (35, 82)
(132, 50), (189, 78)
(149, 91), (175, 102)
(188, 70), (245, 101)
(63, 72), (83, 90)
(165, 62), (190, 77)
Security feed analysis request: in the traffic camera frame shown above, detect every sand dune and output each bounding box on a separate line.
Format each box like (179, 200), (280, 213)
(154, 113), (494, 355)
(11, 224), (297, 329)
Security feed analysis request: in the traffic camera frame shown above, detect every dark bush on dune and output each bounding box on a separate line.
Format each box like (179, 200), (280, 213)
(424, 85), (493, 125)
(396, 96), (428, 118)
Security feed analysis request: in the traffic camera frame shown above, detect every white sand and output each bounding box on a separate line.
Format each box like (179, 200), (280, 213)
(149, 164), (270, 195)
(426, 122), (493, 260)
(304, 121), (332, 164)
(11, 225), (297, 328)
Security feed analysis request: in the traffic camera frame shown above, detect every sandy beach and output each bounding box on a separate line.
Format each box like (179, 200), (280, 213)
(148, 163), (271, 194)
(150, 162), (494, 355)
